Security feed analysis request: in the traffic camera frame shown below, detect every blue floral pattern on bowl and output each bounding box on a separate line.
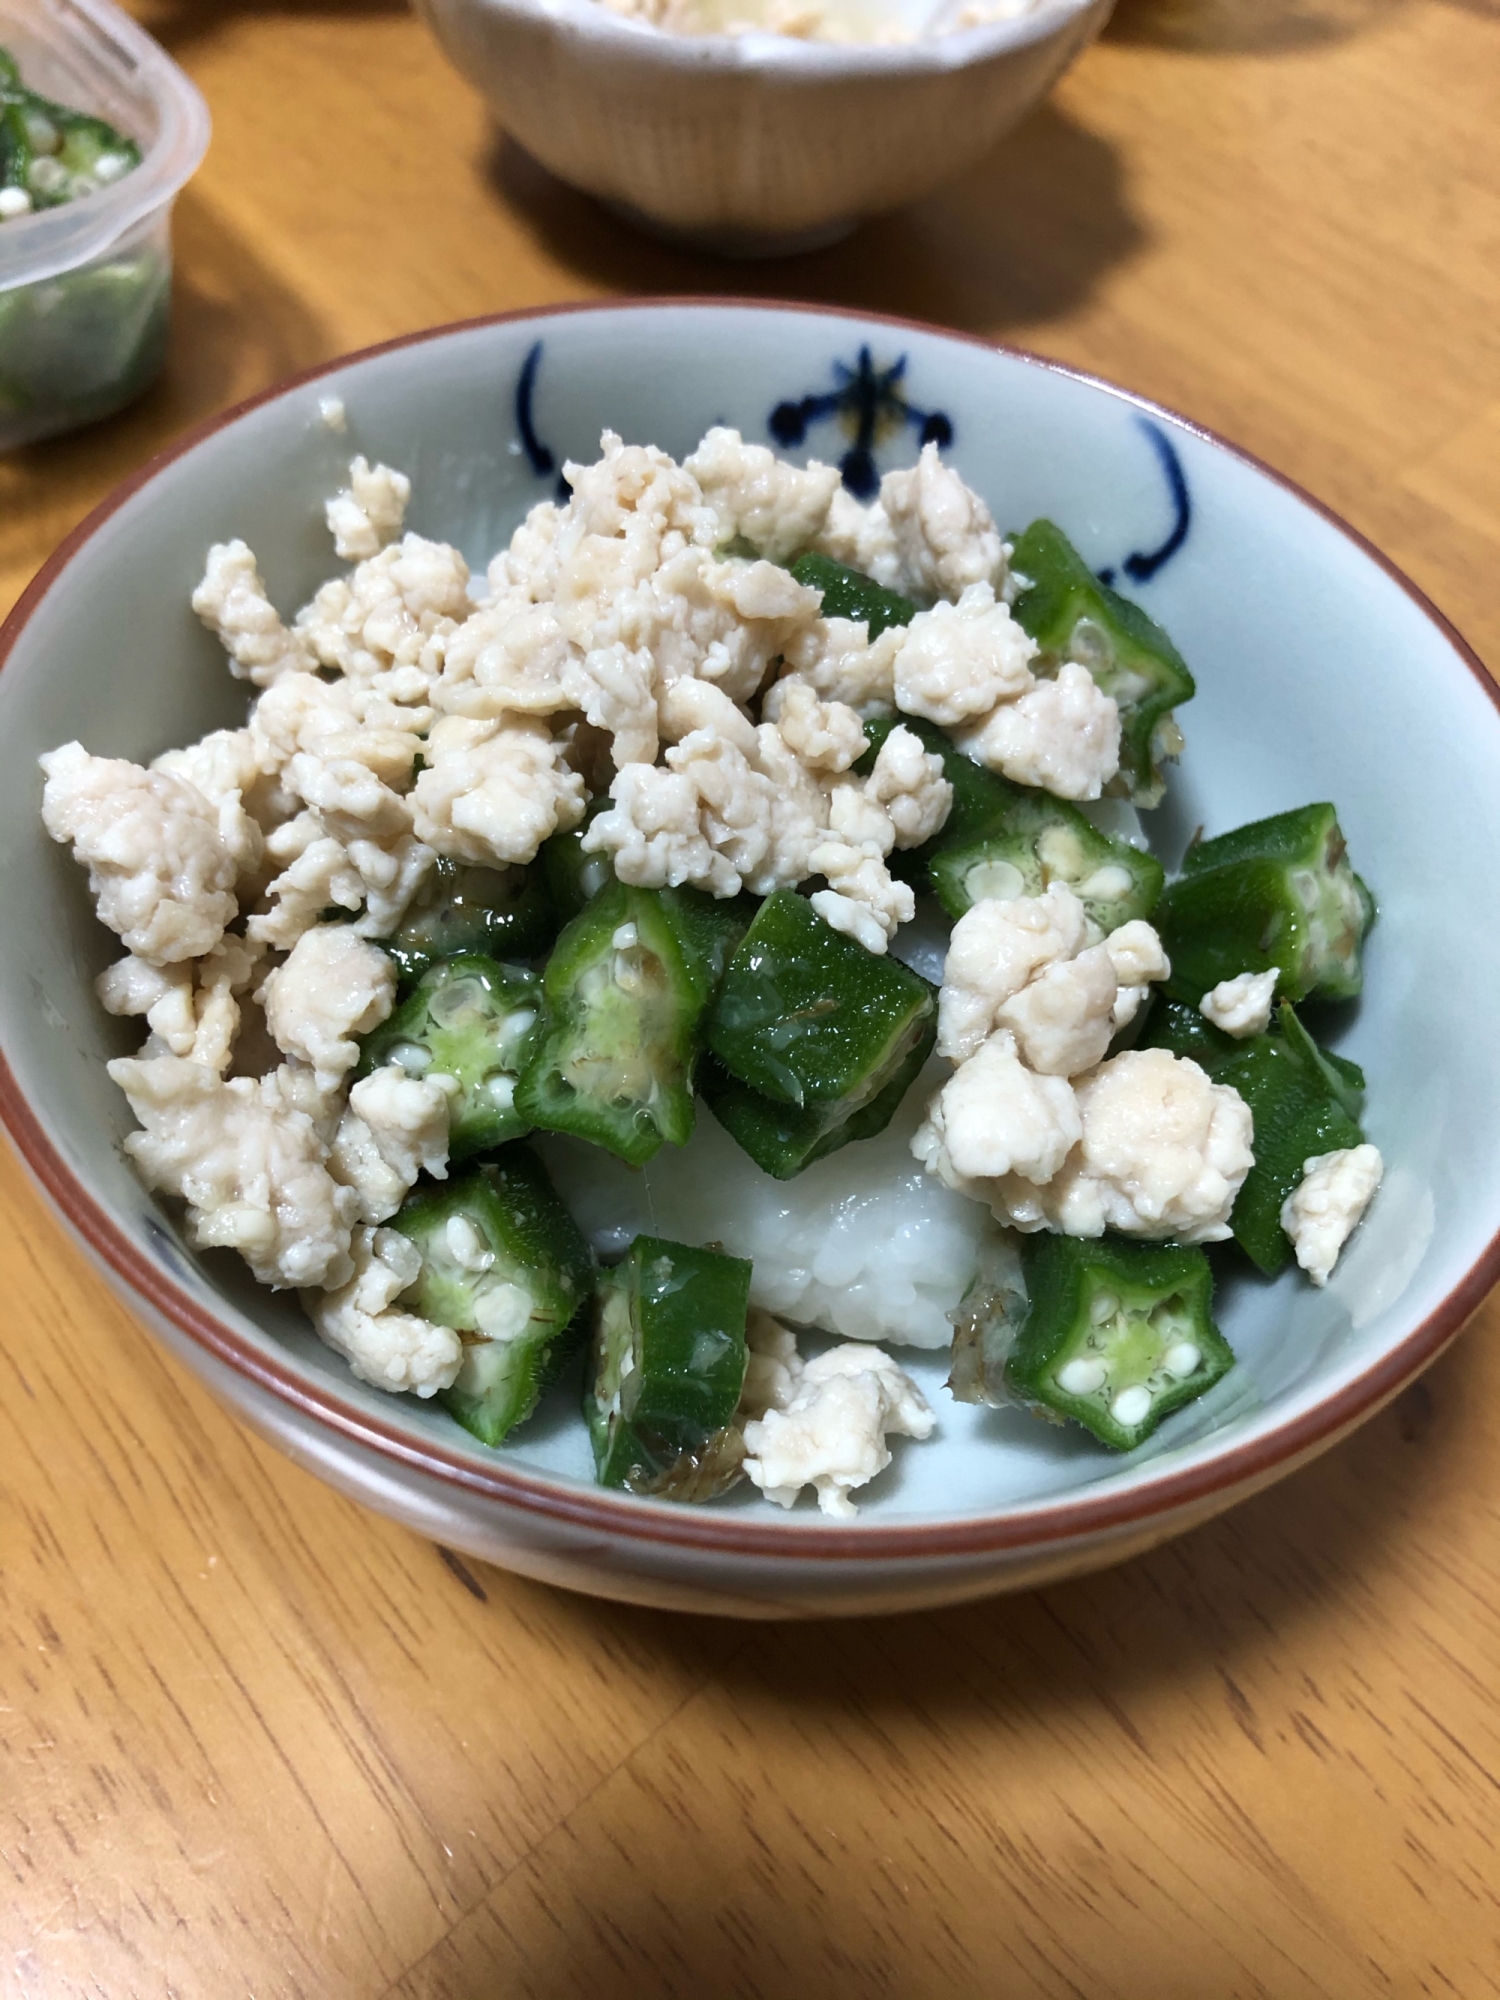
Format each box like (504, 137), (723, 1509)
(513, 339), (1191, 583)
(767, 346), (953, 500)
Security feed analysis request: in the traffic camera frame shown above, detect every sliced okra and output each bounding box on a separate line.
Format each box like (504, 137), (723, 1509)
(0, 79), (139, 208)
(1009, 519), (1196, 809)
(1140, 995), (1366, 1274)
(356, 952), (541, 1160)
(928, 781), (1163, 932)
(983, 1234), (1233, 1451)
(381, 856), (554, 987)
(702, 1007), (936, 1179)
(586, 1235), (752, 1494)
(788, 551), (916, 638)
(1157, 802), (1374, 1004)
(706, 888), (935, 1110)
(515, 879), (749, 1166)
(539, 797), (614, 925)
(858, 715), (1161, 929)
(392, 1149), (595, 1447)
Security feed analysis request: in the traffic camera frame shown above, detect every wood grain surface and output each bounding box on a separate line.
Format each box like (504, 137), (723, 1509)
(4, 2), (1499, 1993)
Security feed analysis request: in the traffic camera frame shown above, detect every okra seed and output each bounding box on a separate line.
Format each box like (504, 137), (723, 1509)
(472, 1281), (533, 1344)
(485, 1073), (516, 1109)
(611, 923), (640, 950)
(27, 157), (68, 195)
(964, 859), (1027, 904)
(1089, 1290), (1119, 1324)
(1160, 1341), (1201, 1380)
(444, 1215), (494, 1273)
(1110, 1385), (1154, 1428)
(0, 187), (32, 219)
(1057, 1357), (1108, 1397)
(1037, 825), (1088, 879)
(94, 153), (130, 183)
(1078, 864), (1134, 902)
(390, 1040), (432, 1073)
(429, 978), (484, 1028)
(22, 111), (58, 152)
(500, 1009), (537, 1055)
(1067, 618), (1111, 672)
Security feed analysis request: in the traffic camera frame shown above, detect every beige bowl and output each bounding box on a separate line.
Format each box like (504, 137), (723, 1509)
(415, 0), (1113, 253)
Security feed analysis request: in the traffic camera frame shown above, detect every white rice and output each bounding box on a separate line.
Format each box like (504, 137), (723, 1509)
(538, 1058), (1003, 1350)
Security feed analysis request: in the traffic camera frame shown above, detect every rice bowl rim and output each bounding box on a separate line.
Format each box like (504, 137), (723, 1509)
(3, 297), (1496, 1560)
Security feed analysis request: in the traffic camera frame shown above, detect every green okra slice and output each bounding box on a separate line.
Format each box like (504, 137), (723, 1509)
(1009, 519), (1196, 809)
(1211, 1038), (1364, 1274)
(952, 1233), (1233, 1451)
(586, 1235), (752, 1494)
(788, 552), (916, 638)
(856, 714), (1002, 841)
(539, 797), (614, 925)
(928, 780), (1163, 932)
(1156, 803), (1374, 1004)
(356, 953), (541, 1160)
(1135, 993), (1238, 1070)
(706, 888), (935, 1110)
(515, 879), (749, 1166)
(1140, 996), (1366, 1274)
(392, 1149), (594, 1447)
(857, 715), (1161, 929)
(380, 857), (554, 987)
(702, 1007), (937, 1179)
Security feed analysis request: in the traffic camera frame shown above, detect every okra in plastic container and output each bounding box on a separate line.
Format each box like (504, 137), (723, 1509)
(0, 0), (208, 449)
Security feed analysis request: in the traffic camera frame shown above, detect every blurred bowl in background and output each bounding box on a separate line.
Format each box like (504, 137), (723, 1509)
(415, 0), (1112, 255)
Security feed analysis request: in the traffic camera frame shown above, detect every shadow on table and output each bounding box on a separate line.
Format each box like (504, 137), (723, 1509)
(489, 99), (1146, 338)
(134, 0), (407, 53)
(1104, 0), (1404, 52)
(412, 1346), (1481, 1997)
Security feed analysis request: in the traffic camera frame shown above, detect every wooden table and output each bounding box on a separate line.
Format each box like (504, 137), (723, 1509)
(5, 2), (1500, 1992)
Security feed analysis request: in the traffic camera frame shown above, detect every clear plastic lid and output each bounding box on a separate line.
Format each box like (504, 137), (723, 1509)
(0, 0), (210, 293)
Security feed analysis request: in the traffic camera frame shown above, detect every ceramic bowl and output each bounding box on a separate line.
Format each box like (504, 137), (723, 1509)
(414, 0), (1112, 254)
(3, 301), (1498, 1619)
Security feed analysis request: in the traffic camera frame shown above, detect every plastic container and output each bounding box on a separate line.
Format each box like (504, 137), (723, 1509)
(0, 0), (209, 449)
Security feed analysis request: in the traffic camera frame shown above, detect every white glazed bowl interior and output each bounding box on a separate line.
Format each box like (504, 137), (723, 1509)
(2, 304), (1498, 1591)
(415, 0), (1112, 251)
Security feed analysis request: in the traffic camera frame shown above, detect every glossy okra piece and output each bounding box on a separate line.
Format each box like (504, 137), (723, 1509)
(858, 716), (1162, 929)
(357, 953), (541, 1160)
(928, 780), (1162, 932)
(539, 798), (614, 925)
(586, 1235), (752, 1494)
(788, 552), (916, 638)
(856, 713), (1011, 888)
(706, 888), (936, 1110)
(702, 1007), (936, 1179)
(515, 879), (749, 1167)
(380, 856), (554, 987)
(392, 1149), (595, 1447)
(1156, 803), (1374, 1004)
(1008, 520), (1196, 808)
(1141, 996), (1366, 1273)
(996, 1234), (1233, 1451)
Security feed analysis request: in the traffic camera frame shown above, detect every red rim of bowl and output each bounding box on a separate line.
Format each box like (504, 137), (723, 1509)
(3, 298), (1498, 1563)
